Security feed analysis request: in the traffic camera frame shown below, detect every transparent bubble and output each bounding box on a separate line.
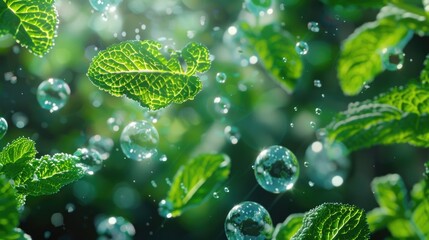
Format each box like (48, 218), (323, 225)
(89, 135), (114, 160)
(307, 21), (320, 32)
(213, 192), (219, 199)
(313, 79), (322, 88)
(113, 184), (140, 209)
(65, 203), (76, 213)
(381, 47), (404, 71)
(74, 148), (103, 175)
(214, 96), (231, 115)
(254, 145), (299, 193)
(96, 216), (135, 240)
(11, 112), (28, 128)
(158, 199), (174, 218)
(224, 187), (230, 193)
(36, 78), (70, 113)
(304, 141), (350, 189)
(120, 120), (159, 161)
(51, 213), (64, 227)
(0, 117), (8, 139)
(310, 121), (316, 128)
(89, 0), (122, 12)
(216, 72), (227, 83)
(315, 108), (322, 115)
(244, 0), (272, 15)
(224, 126), (241, 144)
(295, 41), (309, 55)
(159, 154), (168, 162)
(107, 117), (122, 132)
(224, 201), (273, 240)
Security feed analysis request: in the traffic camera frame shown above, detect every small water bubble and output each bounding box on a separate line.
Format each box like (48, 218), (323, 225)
(224, 126), (240, 144)
(314, 79), (322, 88)
(0, 117), (8, 139)
(321, 93), (325, 98)
(282, 57), (287, 63)
(224, 187), (230, 193)
(315, 108), (322, 115)
(216, 72), (227, 83)
(295, 41), (309, 55)
(107, 117), (122, 132)
(159, 154), (167, 162)
(289, 123), (294, 128)
(165, 178), (172, 186)
(310, 121), (316, 128)
(249, 55), (258, 64)
(254, 145), (299, 193)
(74, 148), (103, 175)
(381, 47), (404, 71)
(158, 199), (173, 218)
(304, 161), (309, 167)
(11, 112), (28, 129)
(225, 201), (273, 239)
(151, 180), (158, 188)
(51, 213), (64, 227)
(88, 135), (114, 160)
(213, 96), (231, 115)
(293, 106), (298, 111)
(4, 72), (17, 84)
(96, 216), (135, 239)
(308, 181), (314, 187)
(65, 203), (76, 213)
(37, 78), (70, 113)
(120, 120), (159, 161)
(212, 192), (219, 199)
(307, 21), (320, 32)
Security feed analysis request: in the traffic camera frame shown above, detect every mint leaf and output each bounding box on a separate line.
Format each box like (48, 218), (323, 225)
(411, 179), (429, 238)
(371, 174), (408, 216)
(15, 153), (85, 196)
(87, 40), (210, 110)
(0, 137), (37, 181)
(291, 203), (370, 240)
(272, 213), (303, 240)
(0, 176), (19, 237)
(240, 23), (303, 92)
(321, 0), (386, 8)
(325, 83), (429, 151)
(0, 0), (58, 56)
(421, 55), (429, 84)
(366, 208), (395, 232)
(4, 228), (32, 240)
(377, 5), (429, 34)
(338, 19), (409, 95)
(159, 154), (230, 218)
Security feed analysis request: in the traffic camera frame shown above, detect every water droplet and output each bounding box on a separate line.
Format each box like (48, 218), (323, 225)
(293, 106), (298, 111)
(212, 192), (219, 199)
(120, 120), (159, 161)
(4, 72), (17, 84)
(151, 180), (158, 188)
(254, 145), (299, 193)
(315, 108), (322, 115)
(213, 96), (231, 115)
(88, 135), (114, 160)
(314, 79), (322, 88)
(89, 0), (122, 12)
(289, 123), (294, 128)
(308, 181), (314, 187)
(216, 72), (227, 83)
(282, 57), (287, 63)
(224, 187), (230, 193)
(74, 148), (103, 175)
(165, 178), (172, 186)
(304, 141), (350, 189)
(244, 0), (272, 15)
(37, 78), (70, 113)
(310, 121), (316, 128)
(224, 126), (240, 144)
(307, 21), (320, 32)
(295, 41), (309, 55)
(96, 216), (135, 239)
(65, 203), (76, 213)
(304, 161), (309, 167)
(158, 199), (174, 218)
(224, 201), (273, 239)
(0, 117), (8, 139)
(159, 154), (168, 162)
(11, 112), (28, 129)
(51, 213), (64, 227)
(381, 47), (404, 71)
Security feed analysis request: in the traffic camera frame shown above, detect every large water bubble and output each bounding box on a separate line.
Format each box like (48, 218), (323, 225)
(254, 145), (299, 193)
(224, 201), (273, 240)
(120, 120), (159, 161)
(36, 78), (70, 113)
(304, 141), (350, 189)
(96, 216), (135, 240)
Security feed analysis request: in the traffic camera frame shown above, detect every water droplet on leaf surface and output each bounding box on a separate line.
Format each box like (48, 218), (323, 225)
(0, 117), (8, 139)
(224, 201), (273, 240)
(254, 145), (299, 193)
(120, 120), (159, 161)
(381, 47), (404, 71)
(36, 78), (70, 113)
(295, 41), (309, 55)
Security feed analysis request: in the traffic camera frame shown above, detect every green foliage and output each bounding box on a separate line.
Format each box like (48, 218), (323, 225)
(87, 40), (211, 110)
(0, 137), (85, 205)
(161, 154), (230, 218)
(272, 213), (303, 240)
(338, 18), (409, 95)
(291, 203), (370, 240)
(325, 83), (429, 151)
(0, 176), (19, 237)
(367, 169), (429, 239)
(239, 23), (303, 92)
(0, 0), (58, 56)
(321, 0), (387, 8)
(421, 55), (429, 84)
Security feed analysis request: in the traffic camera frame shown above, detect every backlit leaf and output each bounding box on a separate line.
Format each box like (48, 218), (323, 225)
(320, 0), (387, 8)
(0, 0), (58, 56)
(371, 174), (408, 216)
(0, 137), (37, 181)
(87, 40), (211, 110)
(0, 176), (19, 237)
(272, 213), (304, 240)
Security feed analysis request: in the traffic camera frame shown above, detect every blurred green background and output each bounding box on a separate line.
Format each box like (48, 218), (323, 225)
(0, 0), (428, 239)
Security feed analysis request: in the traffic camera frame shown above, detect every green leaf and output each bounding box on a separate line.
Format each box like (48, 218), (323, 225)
(239, 23), (303, 92)
(321, 0), (387, 8)
(338, 19), (409, 95)
(425, 0), (429, 12)
(272, 213), (304, 240)
(0, 176), (19, 237)
(325, 83), (429, 151)
(159, 153), (230, 218)
(14, 153), (85, 196)
(411, 179), (429, 237)
(0, 137), (37, 181)
(3, 228), (32, 240)
(366, 208), (395, 232)
(377, 5), (429, 35)
(371, 174), (408, 216)
(421, 55), (429, 84)
(0, 0), (58, 56)
(291, 203), (370, 240)
(87, 40), (211, 110)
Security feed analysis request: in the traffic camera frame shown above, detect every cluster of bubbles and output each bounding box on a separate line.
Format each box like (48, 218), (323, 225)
(381, 47), (405, 71)
(307, 21), (320, 32)
(36, 78), (71, 113)
(254, 145), (299, 193)
(0, 117), (7, 139)
(120, 120), (159, 161)
(96, 216), (135, 240)
(224, 201), (273, 239)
